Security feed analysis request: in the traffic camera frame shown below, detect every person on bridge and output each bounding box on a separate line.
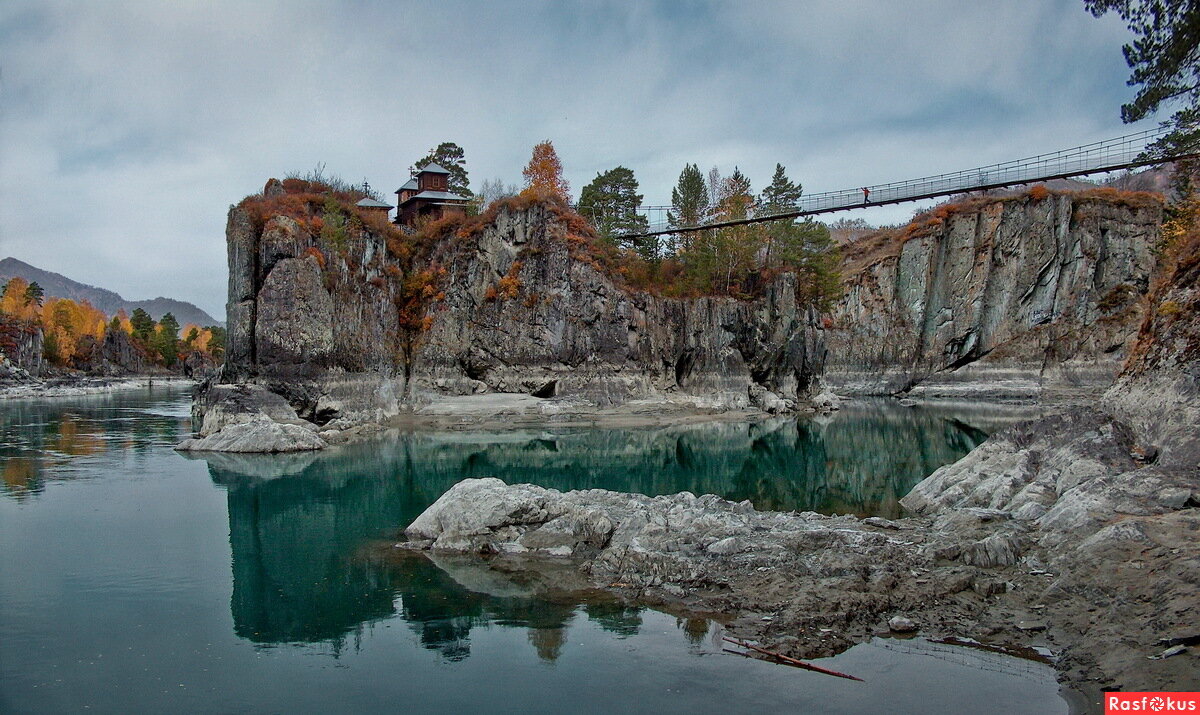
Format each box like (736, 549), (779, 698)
(861, 187), (870, 204)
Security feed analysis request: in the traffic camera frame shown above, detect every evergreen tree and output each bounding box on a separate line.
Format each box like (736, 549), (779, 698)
(207, 326), (227, 360)
(578, 166), (650, 250)
(130, 308), (155, 343)
(759, 163), (803, 213)
(1085, 0), (1199, 192)
(415, 142), (472, 197)
(759, 164), (804, 264)
(24, 281), (44, 307)
(109, 316), (122, 334)
(153, 312), (180, 367)
(668, 163), (708, 230)
(776, 220), (842, 312)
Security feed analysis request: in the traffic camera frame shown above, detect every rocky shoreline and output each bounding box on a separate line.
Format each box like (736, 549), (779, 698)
(396, 406), (1196, 700)
(175, 381), (846, 453)
(0, 375), (195, 400)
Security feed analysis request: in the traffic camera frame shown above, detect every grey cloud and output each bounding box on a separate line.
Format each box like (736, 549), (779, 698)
(0, 0), (1146, 317)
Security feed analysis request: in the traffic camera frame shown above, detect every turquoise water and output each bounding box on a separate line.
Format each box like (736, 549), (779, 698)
(0, 386), (1065, 713)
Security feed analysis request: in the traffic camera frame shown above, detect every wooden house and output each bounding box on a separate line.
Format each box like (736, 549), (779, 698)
(395, 163), (470, 227)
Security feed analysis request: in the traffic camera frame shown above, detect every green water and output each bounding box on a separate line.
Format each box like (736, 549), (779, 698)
(0, 386), (1066, 713)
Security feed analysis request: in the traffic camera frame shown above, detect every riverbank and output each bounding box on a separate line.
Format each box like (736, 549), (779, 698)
(396, 401), (1197, 704)
(0, 375), (195, 400)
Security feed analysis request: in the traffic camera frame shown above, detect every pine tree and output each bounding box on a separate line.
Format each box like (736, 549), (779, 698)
(207, 326), (227, 359)
(760, 163), (803, 213)
(759, 164), (804, 264)
(24, 281), (44, 307)
(154, 313), (180, 367)
(578, 166), (650, 249)
(415, 142), (472, 197)
(130, 308), (155, 343)
(1085, 0), (1200, 190)
(668, 164), (708, 230)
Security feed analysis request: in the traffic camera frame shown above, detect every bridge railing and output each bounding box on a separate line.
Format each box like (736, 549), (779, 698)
(630, 126), (1175, 237)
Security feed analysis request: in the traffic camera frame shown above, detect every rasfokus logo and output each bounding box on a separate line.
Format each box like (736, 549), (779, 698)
(1106, 693), (1200, 713)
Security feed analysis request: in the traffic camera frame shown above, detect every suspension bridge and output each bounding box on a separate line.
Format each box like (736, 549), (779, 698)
(621, 126), (1197, 240)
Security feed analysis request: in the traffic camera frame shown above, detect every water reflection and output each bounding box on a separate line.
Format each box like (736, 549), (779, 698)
(0, 387), (191, 500)
(201, 399), (1032, 654)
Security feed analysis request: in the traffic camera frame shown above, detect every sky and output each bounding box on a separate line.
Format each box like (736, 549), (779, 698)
(0, 0), (1148, 319)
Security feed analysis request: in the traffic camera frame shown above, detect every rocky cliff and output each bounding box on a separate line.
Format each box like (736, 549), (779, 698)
(201, 190), (825, 447)
(0, 316), (43, 379)
(827, 189), (1163, 399)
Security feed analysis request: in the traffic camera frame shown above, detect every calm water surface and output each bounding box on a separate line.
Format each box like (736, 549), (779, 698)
(0, 386), (1066, 713)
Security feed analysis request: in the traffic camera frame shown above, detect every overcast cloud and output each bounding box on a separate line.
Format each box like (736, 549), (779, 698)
(0, 0), (1141, 318)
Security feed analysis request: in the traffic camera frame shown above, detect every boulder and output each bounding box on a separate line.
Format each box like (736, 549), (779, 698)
(174, 416), (326, 453)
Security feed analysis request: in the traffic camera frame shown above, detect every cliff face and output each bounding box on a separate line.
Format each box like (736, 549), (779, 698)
(0, 317), (43, 378)
(827, 192), (1162, 399)
(218, 200), (825, 428)
(415, 204), (824, 409)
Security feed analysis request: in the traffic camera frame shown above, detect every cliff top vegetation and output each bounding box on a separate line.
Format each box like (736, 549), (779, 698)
(839, 185), (1164, 279)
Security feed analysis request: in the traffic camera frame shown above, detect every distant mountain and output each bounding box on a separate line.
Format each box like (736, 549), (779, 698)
(0, 257), (223, 327)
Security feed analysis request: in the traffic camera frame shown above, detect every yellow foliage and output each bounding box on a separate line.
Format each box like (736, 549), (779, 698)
(522, 140), (570, 203)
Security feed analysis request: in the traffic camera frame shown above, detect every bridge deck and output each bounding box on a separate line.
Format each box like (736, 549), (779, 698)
(624, 127), (1194, 239)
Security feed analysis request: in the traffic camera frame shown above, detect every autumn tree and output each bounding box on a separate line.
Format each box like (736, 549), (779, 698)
(0, 278), (38, 322)
(415, 142), (472, 197)
(1085, 0), (1200, 191)
(470, 178), (519, 213)
(522, 140), (570, 202)
(578, 166), (650, 252)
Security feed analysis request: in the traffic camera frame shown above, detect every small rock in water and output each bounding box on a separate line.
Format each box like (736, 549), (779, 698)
(888, 616), (917, 633)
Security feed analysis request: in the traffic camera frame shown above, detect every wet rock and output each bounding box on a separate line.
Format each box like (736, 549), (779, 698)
(174, 416), (326, 453)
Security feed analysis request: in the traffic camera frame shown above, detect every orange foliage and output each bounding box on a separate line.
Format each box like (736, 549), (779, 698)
(1029, 184), (1049, 201)
(0, 277), (40, 322)
(303, 246), (326, 269)
(522, 140), (570, 202)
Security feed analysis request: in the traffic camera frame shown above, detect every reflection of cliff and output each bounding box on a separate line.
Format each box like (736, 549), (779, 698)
(216, 466), (409, 645)
(206, 401), (1010, 654)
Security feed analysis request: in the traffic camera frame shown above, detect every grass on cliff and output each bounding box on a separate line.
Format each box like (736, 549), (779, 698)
(1125, 193), (1200, 374)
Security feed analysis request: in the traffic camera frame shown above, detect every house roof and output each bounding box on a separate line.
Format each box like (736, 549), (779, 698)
(356, 197), (393, 209)
(398, 190), (470, 206)
(395, 178), (418, 192)
(417, 162), (452, 175)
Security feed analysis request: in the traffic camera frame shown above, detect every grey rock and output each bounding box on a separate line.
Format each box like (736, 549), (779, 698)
(254, 255), (334, 368)
(174, 416), (327, 453)
(888, 616), (918, 633)
(826, 194), (1161, 399)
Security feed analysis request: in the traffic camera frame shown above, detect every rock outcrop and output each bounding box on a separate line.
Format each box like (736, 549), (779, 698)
(897, 209), (1199, 690)
(415, 204), (824, 409)
(0, 316), (43, 378)
(198, 196), (825, 449)
(827, 191), (1163, 399)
